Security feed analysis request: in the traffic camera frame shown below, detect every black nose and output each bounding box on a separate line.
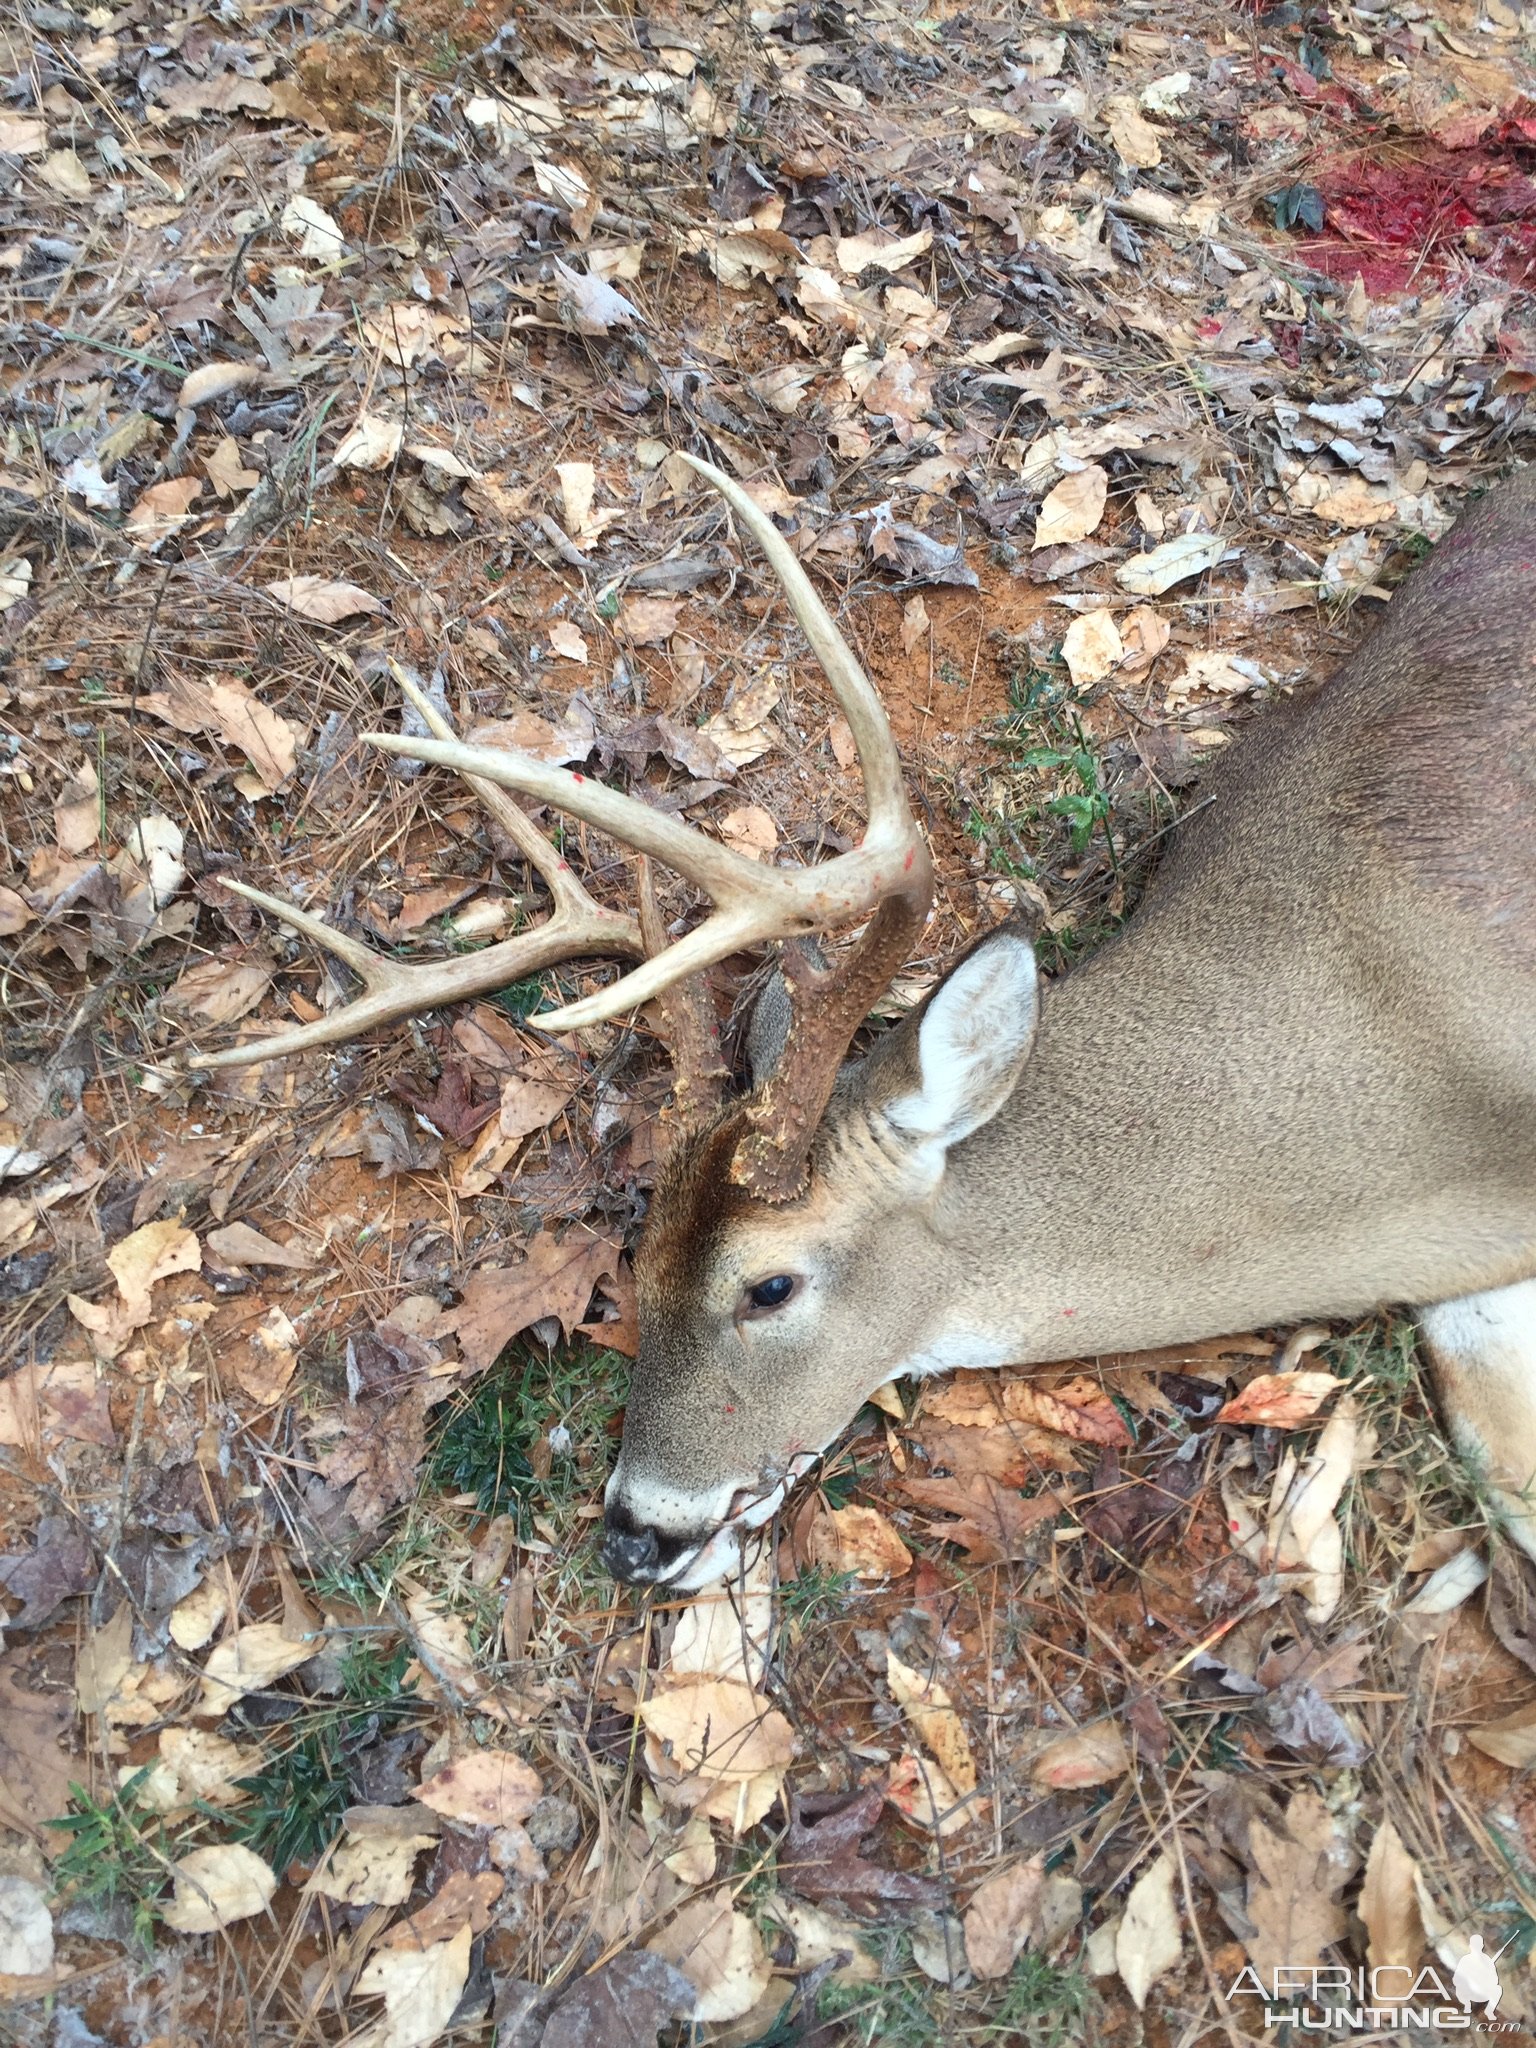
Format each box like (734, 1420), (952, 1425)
(601, 1522), (660, 1581)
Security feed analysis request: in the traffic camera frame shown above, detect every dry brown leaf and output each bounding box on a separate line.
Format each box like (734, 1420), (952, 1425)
(804, 1504), (912, 1580)
(443, 1231), (620, 1371)
(647, 1897), (771, 2025)
(1033, 464), (1108, 549)
(548, 620), (589, 662)
(168, 1579), (229, 1654)
(886, 1650), (976, 1794)
(1115, 531), (1225, 595)
(232, 1305), (300, 1405)
(163, 958), (274, 1024)
(620, 595), (681, 644)
(310, 1825), (438, 1908)
(1217, 1371), (1343, 1428)
(900, 594), (930, 654)
(1359, 1818), (1425, 1980)
(76, 1602), (133, 1719)
(1104, 95), (1163, 168)
(206, 678), (298, 792)
(161, 1843), (277, 1932)
(196, 1621), (324, 1716)
(638, 1678), (796, 1784)
(716, 804), (777, 861)
(0, 1876), (53, 1978)
(1119, 604), (1171, 673)
(352, 1921), (472, 2048)
(264, 575), (385, 623)
(132, 1726), (248, 1814)
(902, 1473), (1067, 1562)
(1468, 1700), (1536, 1766)
(334, 413), (405, 471)
(205, 1223), (313, 1270)
(1030, 1722), (1130, 1791)
(126, 477), (202, 544)
(204, 438), (261, 499)
(964, 1855), (1045, 1979)
(413, 1749), (542, 1828)
(1116, 1853), (1183, 2011)
(108, 1218), (200, 1309)
(1061, 610), (1123, 690)
(39, 147), (91, 198)
(1244, 1789), (1356, 1981)
(886, 1749), (975, 1836)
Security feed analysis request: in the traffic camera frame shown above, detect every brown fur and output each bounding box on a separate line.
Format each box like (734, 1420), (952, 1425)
(608, 471), (1536, 1579)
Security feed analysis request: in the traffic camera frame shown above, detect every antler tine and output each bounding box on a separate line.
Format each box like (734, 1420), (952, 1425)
(184, 676), (644, 1072)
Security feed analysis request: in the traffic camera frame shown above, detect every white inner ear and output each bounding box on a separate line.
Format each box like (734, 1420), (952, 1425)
(886, 932), (1039, 1157)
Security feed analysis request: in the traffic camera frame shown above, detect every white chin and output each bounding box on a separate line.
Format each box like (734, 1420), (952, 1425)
(656, 1455), (818, 1589)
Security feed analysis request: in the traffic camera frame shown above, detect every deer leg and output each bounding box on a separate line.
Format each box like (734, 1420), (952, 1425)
(1418, 1278), (1536, 1561)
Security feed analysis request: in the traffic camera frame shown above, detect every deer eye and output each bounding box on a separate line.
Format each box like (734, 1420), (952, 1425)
(747, 1275), (796, 1311)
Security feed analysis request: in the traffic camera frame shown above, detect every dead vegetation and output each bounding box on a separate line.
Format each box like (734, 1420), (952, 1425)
(3, 0), (1536, 2041)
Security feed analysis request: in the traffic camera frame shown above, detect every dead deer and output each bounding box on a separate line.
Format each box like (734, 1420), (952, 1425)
(191, 456), (1536, 1590)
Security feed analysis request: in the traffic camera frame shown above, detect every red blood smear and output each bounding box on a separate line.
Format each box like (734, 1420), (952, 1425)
(1303, 145), (1536, 290)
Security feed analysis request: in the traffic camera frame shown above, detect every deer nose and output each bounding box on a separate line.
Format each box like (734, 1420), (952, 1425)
(601, 1520), (661, 1581)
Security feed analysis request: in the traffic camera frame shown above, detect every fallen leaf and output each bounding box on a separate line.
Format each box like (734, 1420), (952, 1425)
(886, 1749), (975, 1836)
(639, 1678), (796, 1784)
(901, 1473), (1067, 1562)
(233, 1305), (300, 1405)
(886, 1651), (976, 1794)
(1468, 1701), (1536, 1766)
(0, 1876), (53, 1977)
(264, 575), (385, 623)
(181, 362), (263, 409)
(281, 194), (345, 260)
(1033, 465), (1108, 550)
(716, 804), (777, 861)
(620, 595), (681, 645)
(0, 1650), (76, 1836)
(132, 1726), (249, 1813)
(835, 226), (934, 274)
(964, 1855), (1045, 1979)
(39, 148), (91, 199)
(202, 436), (260, 499)
(335, 413), (405, 471)
(414, 1749), (542, 1828)
(310, 1822), (438, 1908)
(106, 1218), (199, 1307)
(0, 116), (46, 156)
(1217, 1372), (1343, 1427)
(554, 256), (643, 333)
(539, 1951), (695, 2048)
(899, 594), (930, 653)
(1104, 95), (1162, 168)
(352, 1921), (472, 2048)
(1061, 610), (1123, 690)
(1030, 1722), (1131, 1791)
(161, 1843), (277, 1932)
(1359, 1818), (1425, 1980)
(205, 1223), (314, 1270)
(443, 1231), (620, 1370)
(1244, 1789), (1356, 1980)
(1119, 604), (1171, 672)
(647, 1897), (772, 2024)
(536, 1949), (692, 2048)
(548, 620), (589, 662)
(1115, 532), (1226, 595)
(126, 477), (202, 544)
(196, 1620), (324, 1716)
(804, 1504), (912, 1580)
(0, 559), (31, 614)
(206, 678), (299, 791)
(1116, 1852), (1183, 2011)
(556, 460), (596, 538)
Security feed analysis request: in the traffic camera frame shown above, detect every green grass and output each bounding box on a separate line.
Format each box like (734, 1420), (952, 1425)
(814, 1973), (944, 2048)
(987, 1952), (1095, 2044)
(425, 1339), (627, 1530)
(48, 1771), (171, 1952)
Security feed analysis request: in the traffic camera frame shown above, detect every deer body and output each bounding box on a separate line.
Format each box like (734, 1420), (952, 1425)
(609, 471), (1536, 1585)
(190, 457), (1536, 1592)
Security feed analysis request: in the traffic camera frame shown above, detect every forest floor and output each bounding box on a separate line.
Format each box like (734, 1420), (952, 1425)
(4, 0), (1536, 2042)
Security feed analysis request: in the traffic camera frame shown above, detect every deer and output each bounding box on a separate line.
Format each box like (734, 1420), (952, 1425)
(189, 454), (1536, 1591)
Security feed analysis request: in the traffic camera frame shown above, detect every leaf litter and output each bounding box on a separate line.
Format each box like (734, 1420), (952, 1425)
(0, 0), (1534, 2037)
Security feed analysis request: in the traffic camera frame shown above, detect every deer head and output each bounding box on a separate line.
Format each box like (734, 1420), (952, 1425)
(188, 454), (962, 1587)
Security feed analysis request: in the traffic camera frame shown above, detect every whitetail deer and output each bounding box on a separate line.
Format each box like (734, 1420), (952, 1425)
(192, 457), (1536, 1590)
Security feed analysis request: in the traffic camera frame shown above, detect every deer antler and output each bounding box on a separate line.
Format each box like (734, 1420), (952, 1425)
(186, 663), (645, 1070)
(189, 457), (933, 1200)
(359, 454), (933, 1195)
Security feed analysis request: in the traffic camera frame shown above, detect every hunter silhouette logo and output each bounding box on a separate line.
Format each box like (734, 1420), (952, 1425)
(1229, 1931), (1521, 2031)
(1452, 1936), (1502, 2019)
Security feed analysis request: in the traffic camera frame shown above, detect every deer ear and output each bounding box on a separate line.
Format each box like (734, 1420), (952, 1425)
(882, 929), (1039, 1170)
